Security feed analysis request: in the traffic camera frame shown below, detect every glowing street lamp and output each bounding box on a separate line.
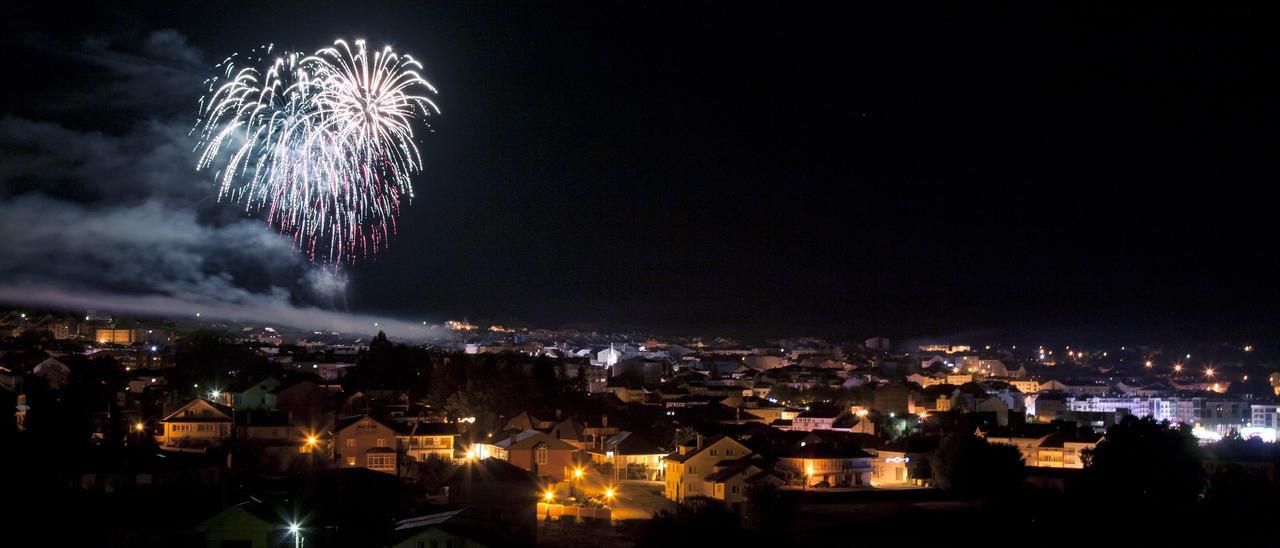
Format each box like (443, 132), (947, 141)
(287, 522), (301, 548)
(1174, 364), (1183, 373)
(603, 487), (616, 502)
(134, 422), (145, 432)
(1205, 367), (1215, 379)
(571, 466), (584, 498)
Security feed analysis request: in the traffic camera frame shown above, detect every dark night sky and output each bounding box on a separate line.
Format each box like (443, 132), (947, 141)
(3, 2), (1279, 340)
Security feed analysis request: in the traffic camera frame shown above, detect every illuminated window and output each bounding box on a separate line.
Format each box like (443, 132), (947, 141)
(535, 444), (548, 465)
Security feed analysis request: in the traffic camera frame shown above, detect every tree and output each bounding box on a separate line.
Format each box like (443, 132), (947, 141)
(1082, 416), (1204, 507)
(444, 381), (501, 435)
(930, 433), (1024, 497)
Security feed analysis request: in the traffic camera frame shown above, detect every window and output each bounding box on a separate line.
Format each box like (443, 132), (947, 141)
(346, 457), (357, 466)
(376, 438), (388, 448)
(535, 444), (548, 465)
(710, 449), (717, 456)
(346, 439), (355, 448)
(726, 449), (734, 456)
(368, 453), (396, 470)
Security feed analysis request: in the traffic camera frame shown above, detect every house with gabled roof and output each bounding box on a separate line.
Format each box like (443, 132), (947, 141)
(334, 414), (399, 474)
(703, 455), (785, 505)
(196, 498), (286, 548)
(476, 429), (577, 481)
(158, 398), (233, 451)
(662, 434), (754, 502)
(391, 508), (512, 548)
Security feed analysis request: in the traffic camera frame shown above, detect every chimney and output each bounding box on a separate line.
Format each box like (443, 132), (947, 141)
(601, 415), (608, 428)
(696, 434), (704, 451)
(555, 409), (562, 420)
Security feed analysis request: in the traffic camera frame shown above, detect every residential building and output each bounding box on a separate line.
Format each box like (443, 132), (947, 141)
(663, 434), (752, 502)
(705, 457), (784, 505)
(158, 398), (233, 451)
(589, 431), (668, 481)
(391, 508), (509, 548)
(775, 443), (874, 487)
(486, 429), (576, 481)
(334, 415), (399, 474)
(395, 422), (458, 462)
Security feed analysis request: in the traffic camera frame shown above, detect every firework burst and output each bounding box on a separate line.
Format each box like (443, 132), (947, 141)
(193, 39), (439, 263)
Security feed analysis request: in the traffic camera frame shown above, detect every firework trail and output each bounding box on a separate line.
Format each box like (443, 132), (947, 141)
(193, 39), (439, 263)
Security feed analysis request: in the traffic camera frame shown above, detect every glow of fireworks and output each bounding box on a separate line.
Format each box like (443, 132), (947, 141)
(193, 39), (439, 263)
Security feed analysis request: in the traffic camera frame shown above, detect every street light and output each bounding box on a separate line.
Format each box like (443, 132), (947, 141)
(1205, 367), (1215, 379)
(287, 522), (301, 548)
(572, 467), (584, 498)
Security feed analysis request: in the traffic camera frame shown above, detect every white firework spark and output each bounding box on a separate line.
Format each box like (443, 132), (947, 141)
(193, 39), (439, 263)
